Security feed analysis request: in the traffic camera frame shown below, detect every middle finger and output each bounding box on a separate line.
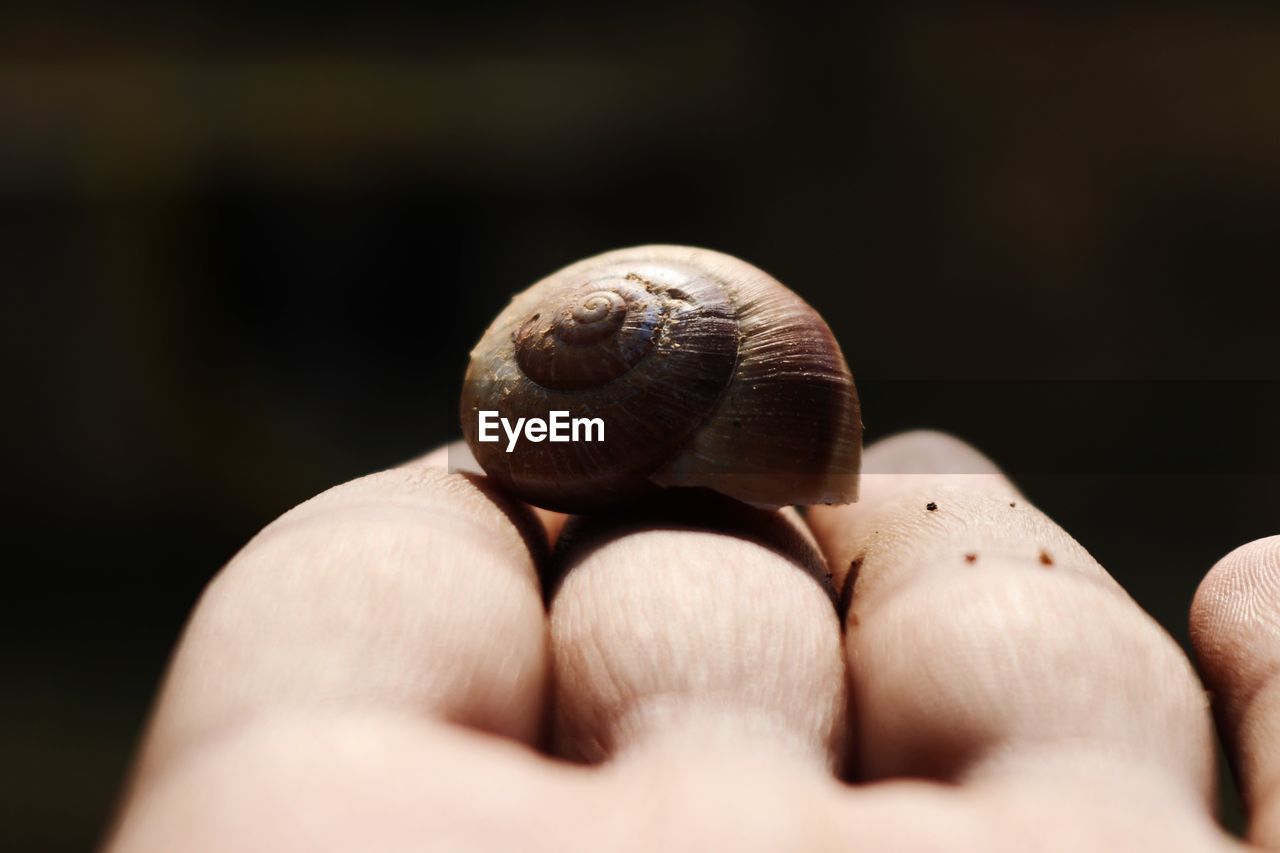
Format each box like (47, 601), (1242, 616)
(547, 492), (847, 774)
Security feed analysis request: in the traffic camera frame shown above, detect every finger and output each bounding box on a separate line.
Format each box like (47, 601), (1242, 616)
(548, 492), (847, 774)
(807, 431), (1216, 811)
(420, 440), (569, 543)
(1191, 536), (1280, 848)
(133, 451), (551, 788)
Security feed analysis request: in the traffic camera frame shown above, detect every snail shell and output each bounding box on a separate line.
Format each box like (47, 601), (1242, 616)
(460, 245), (861, 513)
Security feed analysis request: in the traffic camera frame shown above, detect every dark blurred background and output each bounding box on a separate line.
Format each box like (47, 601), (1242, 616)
(5, 2), (1279, 849)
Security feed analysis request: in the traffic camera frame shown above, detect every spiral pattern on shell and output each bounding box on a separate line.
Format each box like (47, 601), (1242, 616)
(460, 245), (861, 512)
(514, 276), (664, 390)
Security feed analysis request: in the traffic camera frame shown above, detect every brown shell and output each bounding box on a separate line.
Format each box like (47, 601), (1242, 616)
(460, 245), (861, 512)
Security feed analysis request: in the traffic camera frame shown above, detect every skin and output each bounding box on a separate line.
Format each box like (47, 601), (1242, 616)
(102, 430), (1280, 851)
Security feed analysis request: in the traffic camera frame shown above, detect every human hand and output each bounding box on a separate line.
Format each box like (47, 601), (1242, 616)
(106, 430), (1279, 851)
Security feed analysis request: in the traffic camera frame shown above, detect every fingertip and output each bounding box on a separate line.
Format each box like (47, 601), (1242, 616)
(409, 440), (567, 545)
(1190, 536), (1280, 730)
(551, 491), (831, 597)
(806, 430), (1024, 601)
(1189, 535), (1280, 847)
(1191, 535), (1280, 671)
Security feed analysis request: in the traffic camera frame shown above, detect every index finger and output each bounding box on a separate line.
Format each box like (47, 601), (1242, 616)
(127, 448), (552, 791)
